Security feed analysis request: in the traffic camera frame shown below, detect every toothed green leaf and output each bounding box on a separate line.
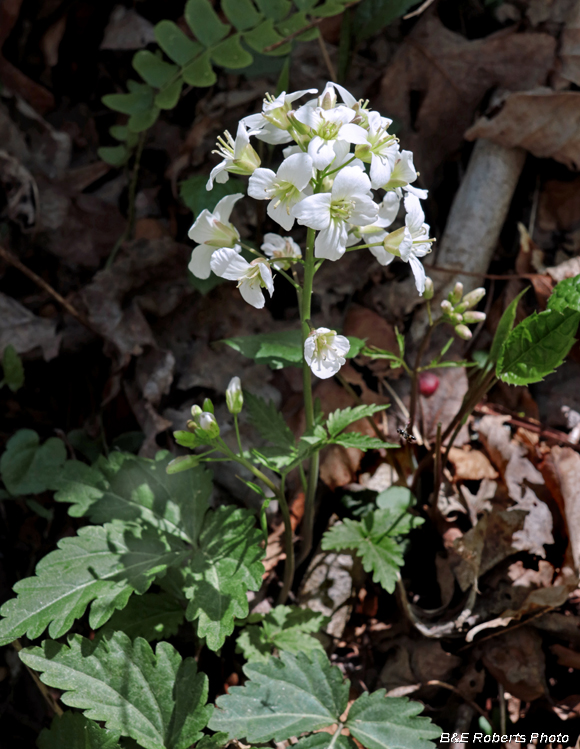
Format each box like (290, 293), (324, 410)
(37, 712), (122, 749)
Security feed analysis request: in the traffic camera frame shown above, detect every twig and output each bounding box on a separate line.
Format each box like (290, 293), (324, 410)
(318, 34), (337, 82)
(262, 1), (362, 52)
(0, 243), (97, 335)
(12, 639), (63, 717)
(403, 0), (436, 19)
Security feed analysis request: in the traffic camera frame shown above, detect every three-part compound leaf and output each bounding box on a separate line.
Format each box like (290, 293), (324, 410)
(37, 712), (122, 749)
(20, 631), (212, 749)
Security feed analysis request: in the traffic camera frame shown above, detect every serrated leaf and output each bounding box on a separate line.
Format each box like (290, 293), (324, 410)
(1, 429), (67, 496)
(331, 433), (395, 451)
(38, 712), (122, 749)
(103, 591), (184, 641)
(321, 507), (422, 593)
(185, 0), (230, 46)
(295, 735), (357, 749)
(184, 506), (265, 650)
(210, 34), (254, 69)
(1, 344), (24, 392)
(55, 452), (212, 546)
(255, 0), (292, 21)
(182, 50), (217, 86)
(244, 391), (295, 449)
(326, 405), (388, 437)
(489, 286), (528, 365)
(0, 523), (187, 645)
(547, 273), (580, 314)
(21, 631), (211, 749)
(496, 308), (580, 385)
(154, 20), (202, 65)
(346, 691), (440, 749)
(222, 0), (263, 30)
(243, 18), (290, 56)
(209, 650), (349, 742)
(98, 145), (129, 167)
(197, 733), (230, 749)
(133, 50), (178, 88)
(155, 78), (183, 109)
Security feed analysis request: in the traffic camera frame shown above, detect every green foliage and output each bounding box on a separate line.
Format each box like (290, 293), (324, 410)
(21, 631), (212, 749)
(321, 504), (423, 593)
(326, 404), (388, 437)
(547, 273), (580, 314)
(354, 0), (418, 42)
(245, 391), (296, 449)
(0, 453), (264, 651)
(488, 287), (528, 367)
(37, 712), (122, 749)
(330, 433), (394, 450)
(237, 605), (328, 662)
(103, 591), (185, 642)
(0, 429), (67, 496)
(209, 650), (439, 747)
(1, 344), (24, 392)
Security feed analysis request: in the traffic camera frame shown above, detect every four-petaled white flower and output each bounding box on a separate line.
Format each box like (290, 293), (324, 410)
(207, 121), (260, 190)
(261, 233), (302, 270)
(304, 327), (350, 379)
(188, 193), (243, 279)
(381, 150), (417, 190)
(248, 152), (313, 231)
(398, 195), (432, 294)
(243, 89), (317, 145)
(355, 111), (399, 189)
(294, 105), (368, 170)
(292, 166), (377, 260)
(210, 247), (274, 309)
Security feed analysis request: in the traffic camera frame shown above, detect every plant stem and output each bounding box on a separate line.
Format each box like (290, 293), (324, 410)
(408, 321), (438, 431)
(233, 414), (243, 457)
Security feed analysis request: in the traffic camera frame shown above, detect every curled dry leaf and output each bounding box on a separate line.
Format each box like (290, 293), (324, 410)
(465, 89), (580, 171)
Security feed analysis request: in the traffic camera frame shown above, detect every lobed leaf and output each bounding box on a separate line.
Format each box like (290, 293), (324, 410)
(155, 78), (183, 109)
(37, 712), (122, 749)
(154, 20), (203, 65)
(222, 0), (263, 30)
(0, 429), (67, 496)
(185, 0), (231, 46)
(244, 390), (295, 449)
(255, 0), (292, 21)
(132, 50), (178, 88)
(98, 145), (130, 167)
(182, 50), (217, 86)
(102, 591), (185, 642)
(210, 34), (254, 69)
(21, 631), (212, 749)
(353, 0), (417, 42)
(243, 18), (290, 56)
(326, 404), (388, 437)
(331, 433), (396, 451)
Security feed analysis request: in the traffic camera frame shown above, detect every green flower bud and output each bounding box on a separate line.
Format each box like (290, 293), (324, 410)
(454, 324), (472, 341)
(441, 300), (453, 315)
(382, 226), (407, 256)
(186, 419), (198, 432)
(191, 405), (203, 419)
(166, 455), (200, 474)
(423, 277), (434, 300)
(462, 287), (486, 309)
(226, 376), (244, 415)
(197, 411), (220, 439)
(449, 312), (463, 325)
(202, 397), (214, 414)
(463, 311), (486, 324)
(449, 282), (464, 306)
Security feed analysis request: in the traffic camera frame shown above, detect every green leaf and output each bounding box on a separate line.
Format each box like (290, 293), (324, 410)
(376, 485), (415, 513)
(0, 523), (187, 645)
(0, 429), (67, 496)
(185, 0), (231, 46)
(243, 18), (290, 56)
(183, 506), (265, 650)
(222, 329), (303, 368)
(496, 308), (580, 385)
(21, 631), (212, 749)
(395, 326), (405, 358)
(182, 50), (217, 86)
(346, 691), (440, 749)
(295, 735), (357, 749)
(128, 106), (160, 133)
(222, 0), (263, 30)
(55, 452), (212, 547)
(276, 10), (315, 40)
(310, 0), (348, 18)
(244, 391), (295, 449)
(197, 733), (230, 749)
(353, 0), (417, 42)
(98, 145), (130, 167)
(255, 0), (292, 21)
(154, 20), (203, 65)
(237, 605), (328, 663)
(155, 78), (183, 109)
(489, 287), (528, 365)
(327, 405), (388, 437)
(547, 273), (580, 314)
(180, 174), (245, 218)
(209, 650), (349, 742)
(103, 82), (154, 116)
(322, 507), (423, 593)
(331, 433), (396, 450)
(1, 344), (24, 392)
(102, 591), (185, 641)
(210, 34), (254, 69)
(132, 50), (178, 88)
(38, 712), (122, 749)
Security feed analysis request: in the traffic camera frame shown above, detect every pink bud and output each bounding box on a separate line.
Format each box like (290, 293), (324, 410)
(419, 372), (439, 397)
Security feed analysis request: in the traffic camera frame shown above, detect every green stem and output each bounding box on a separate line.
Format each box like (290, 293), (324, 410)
(408, 320), (439, 431)
(233, 414), (243, 457)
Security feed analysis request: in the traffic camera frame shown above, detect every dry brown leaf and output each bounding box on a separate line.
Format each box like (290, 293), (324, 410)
(0, 292), (61, 361)
(376, 15), (555, 182)
(100, 5), (156, 50)
(551, 643), (580, 670)
(561, 0), (580, 86)
(538, 178), (580, 233)
(480, 627), (546, 701)
(465, 89), (580, 171)
(448, 447), (498, 481)
(343, 304), (401, 377)
(551, 446), (580, 571)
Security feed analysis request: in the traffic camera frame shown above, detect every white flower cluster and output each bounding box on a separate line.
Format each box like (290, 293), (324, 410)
(188, 82), (434, 379)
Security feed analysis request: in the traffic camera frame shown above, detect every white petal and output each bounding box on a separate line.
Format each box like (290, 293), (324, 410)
(369, 245), (395, 266)
(308, 137), (336, 170)
(338, 122), (368, 145)
(325, 106), (355, 125)
(255, 122), (293, 145)
(292, 194), (331, 230)
(394, 150), (417, 183)
(405, 184), (429, 200)
(283, 144), (302, 159)
(311, 355), (342, 379)
(188, 209), (215, 244)
(398, 229), (414, 261)
(233, 121), (250, 158)
(188, 244), (215, 279)
(210, 247), (249, 280)
(286, 88), (318, 103)
(277, 152), (314, 191)
(333, 82), (357, 108)
(331, 334), (350, 358)
(378, 192), (401, 227)
(370, 153), (394, 189)
(409, 254), (426, 295)
(349, 195), (379, 226)
(315, 221), (347, 260)
(295, 105), (321, 128)
(367, 111), (382, 134)
(206, 162), (228, 190)
(261, 233), (286, 254)
(242, 113), (264, 133)
(212, 193), (244, 223)
(332, 166), (371, 200)
(258, 262), (274, 296)
(404, 194), (425, 234)
(239, 278), (265, 308)
(248, 168), (276, 200)
(267, 198), (296, 231)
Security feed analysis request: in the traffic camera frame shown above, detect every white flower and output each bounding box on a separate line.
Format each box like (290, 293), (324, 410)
(210, 247), (274, 309)
(354, 111), (399, 189)
(188, 193), (243, 279)
(243, 89), (317, 145)
(377, 190), (401, 228)
(304, 327), (350, 379)
(294, 105), (368, 170)
(381, 150), (417, 190)
(207, 122), (260, 190)
(314, 81), (358, 110)
(248, 152), (313, 231)
(292, 166), (378, 260)
(399, 195), (432, 294)
(261, 233), (302, 270)
(226, 376), (243, 415)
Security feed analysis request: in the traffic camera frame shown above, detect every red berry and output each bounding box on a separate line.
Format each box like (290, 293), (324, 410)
(419, 372), (439, 397)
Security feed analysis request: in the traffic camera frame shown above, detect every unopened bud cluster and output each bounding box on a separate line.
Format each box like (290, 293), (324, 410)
(440, 283), (486, 340)
(188, 403), (220, 440)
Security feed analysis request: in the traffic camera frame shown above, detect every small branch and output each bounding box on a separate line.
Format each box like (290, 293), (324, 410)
(0, 244), (98, 335)
(318, 34), (337, 82)
(262, 1), (362, 52)
(403, 0), (436, 19)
